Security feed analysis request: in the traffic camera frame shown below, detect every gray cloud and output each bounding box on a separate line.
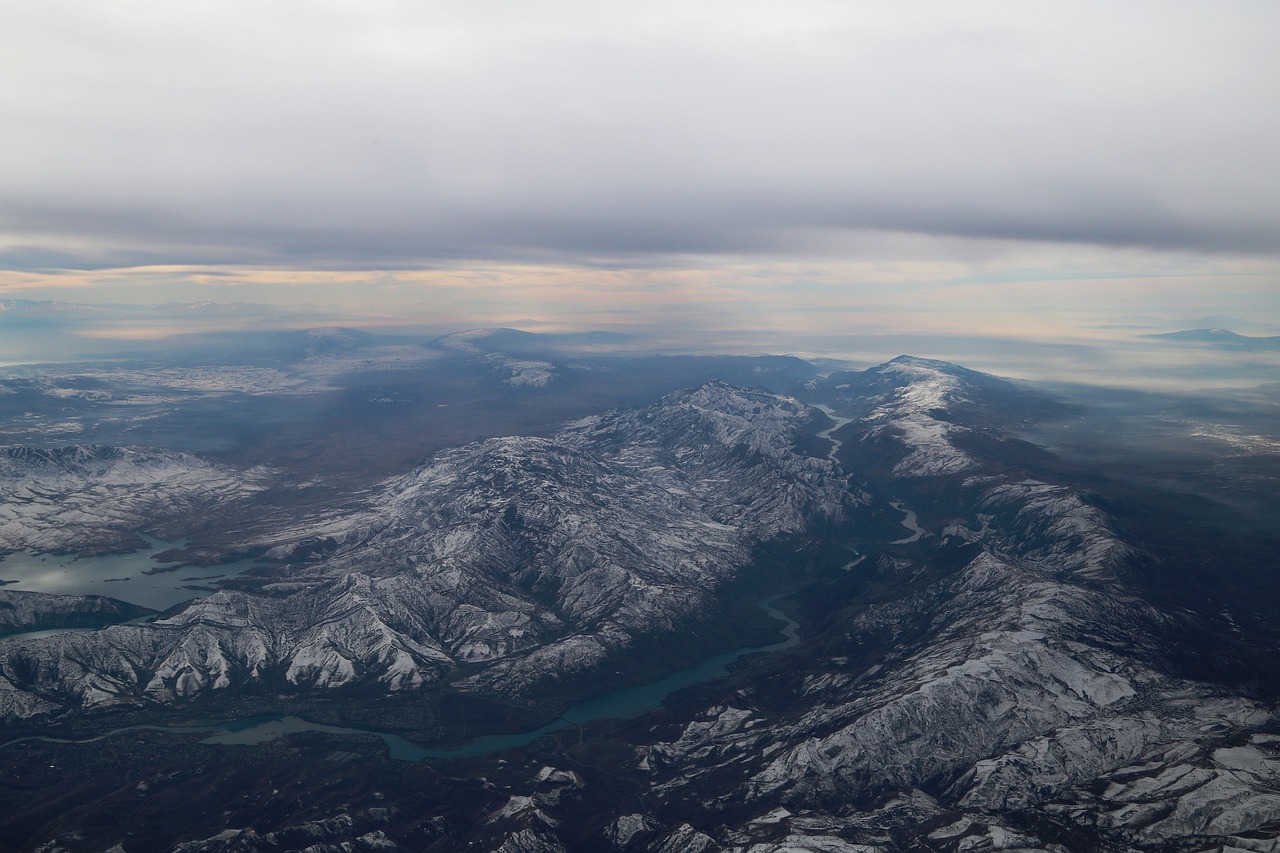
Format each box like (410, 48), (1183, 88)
(2, 1), (1279, 269)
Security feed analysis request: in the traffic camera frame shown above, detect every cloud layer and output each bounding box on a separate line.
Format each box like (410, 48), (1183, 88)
(3, 1), (1279, 270)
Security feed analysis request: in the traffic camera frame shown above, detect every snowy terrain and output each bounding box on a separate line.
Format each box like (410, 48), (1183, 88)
(0, 445), (273, 554)
(2, 353), (1278, 852)
(0, 383), (848, 713)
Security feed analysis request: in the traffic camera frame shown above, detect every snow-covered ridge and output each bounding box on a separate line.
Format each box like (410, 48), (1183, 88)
(0, 445), (273, 554)
(0, 589), (153, 636)
(812, 355), (1066, 479)
(869, 357), (988, 476)
(0, 382), (849, 714)
(435, 329), (558, 387)
(819, 356), (978, 477)
(4, 357), (1277, 850)
(980, 478), (1132, 581)
(630, 378), (1280, 849)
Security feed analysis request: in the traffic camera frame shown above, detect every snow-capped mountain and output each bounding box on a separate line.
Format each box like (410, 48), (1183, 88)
(2, 355), (1277, 853)
(803, 355), (1070, 479)
(434, 329), (562, 387)
(0, 589), (153, 637)
(0, 445), (274, 554)
(602, 359), (1280, 851)
(0, 382), (849, 715)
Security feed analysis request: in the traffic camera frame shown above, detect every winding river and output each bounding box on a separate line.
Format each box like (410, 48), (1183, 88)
(327, 503), (913, 760)
(1, 599), (800, 761)
(1, 481), (919, 760)
(812, 403), (855, 463)
(890, 501), (925, 544)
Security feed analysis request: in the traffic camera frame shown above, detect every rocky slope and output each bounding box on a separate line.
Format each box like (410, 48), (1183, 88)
(801, 355), (1072, 479)
(0, 445), (274, 554)
(3, 358), (1278, 853)
(615, 359), (1280, 851)
(0, 383), (849, 717)
(0, 589), (154, 637)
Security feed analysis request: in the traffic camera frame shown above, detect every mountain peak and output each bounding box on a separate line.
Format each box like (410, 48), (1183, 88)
(802, 356), (1071, 478)
(434, 328), (536, 351)
(885, 354), (960, 370)
(1145, 328), (1280, 349)
(878, 355), (1006, 388)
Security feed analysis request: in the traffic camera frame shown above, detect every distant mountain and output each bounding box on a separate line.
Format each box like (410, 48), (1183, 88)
(0, 298), (112, 313)
(432, 328), (566, 387)
(429, 327), (820, 393)
(129, 326), (399, 367)
(1144, 328), (1280, 350)
(431, 327), (635, 355)
(800, 355), (1072, 478)
(0, 301), (371, 365)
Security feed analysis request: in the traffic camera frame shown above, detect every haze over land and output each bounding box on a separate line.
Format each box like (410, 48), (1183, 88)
(0, 1), (1277, 390)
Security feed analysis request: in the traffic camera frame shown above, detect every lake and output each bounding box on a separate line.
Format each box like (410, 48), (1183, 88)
(0, 535), (267, 612)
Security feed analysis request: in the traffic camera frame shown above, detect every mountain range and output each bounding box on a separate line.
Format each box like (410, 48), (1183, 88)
(1145, 328), (1280, 350)
(0, 342), (1277, 852)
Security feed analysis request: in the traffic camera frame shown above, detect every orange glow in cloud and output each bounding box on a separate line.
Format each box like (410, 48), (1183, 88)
(2, 247), (1277, 349)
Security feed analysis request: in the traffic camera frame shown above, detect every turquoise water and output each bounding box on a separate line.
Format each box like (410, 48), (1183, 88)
(1, 599), (801, 762)
(0, 715), (432, 762)
(406, 598), (799, 759)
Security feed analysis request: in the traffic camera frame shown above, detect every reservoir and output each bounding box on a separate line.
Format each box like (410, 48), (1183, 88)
(1, 599), (801, 762)
(0, 536), (267, 612)
(812, 403), (854, 464)
(890, 501), (925, 544)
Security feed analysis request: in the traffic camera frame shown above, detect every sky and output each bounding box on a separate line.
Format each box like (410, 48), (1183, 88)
(1, 1), (1279, 362)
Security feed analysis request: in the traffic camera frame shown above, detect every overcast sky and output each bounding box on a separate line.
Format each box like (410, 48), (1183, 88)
(1, 0), (1278, 348)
